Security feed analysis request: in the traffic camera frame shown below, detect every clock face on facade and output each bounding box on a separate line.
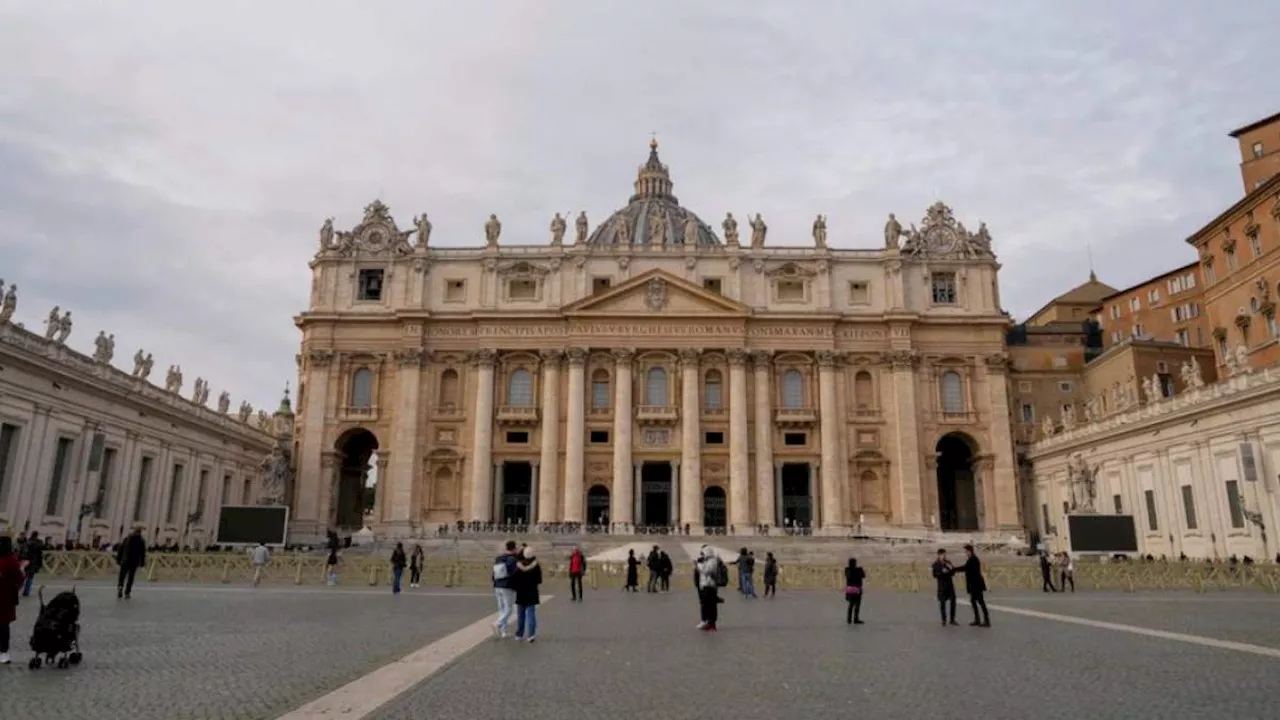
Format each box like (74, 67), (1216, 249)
(925, 224), (960, 254)
(362, 227), (387, 251)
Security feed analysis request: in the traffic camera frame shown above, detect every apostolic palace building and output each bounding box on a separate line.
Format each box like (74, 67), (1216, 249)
(291, 142), (1021, 542)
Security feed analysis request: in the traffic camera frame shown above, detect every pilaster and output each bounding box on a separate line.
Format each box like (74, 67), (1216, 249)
(817, 350), (844, 529)
(563, 348), (587, 522)
(538, 349), (563, 524)
(387, 348), (426, 528)
(468, 349), (497, 522)
(611, 348), (635, 525)
(751, 351), (775, 528)
(296, 350), (334, 529)
(679, 348), (701, 531)
(981, 353), (1020, 530)
(727, 348), (751, 527)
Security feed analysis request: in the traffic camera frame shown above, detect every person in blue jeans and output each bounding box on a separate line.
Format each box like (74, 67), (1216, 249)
(491, 540), (519, 638)
(21, 532), (43, 597)
(390, 543), (407, 594)
(513, 546), (542, 642)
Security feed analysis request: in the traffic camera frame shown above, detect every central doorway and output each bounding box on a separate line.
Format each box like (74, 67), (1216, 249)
(639, 461), (672, 527)
(936, 433), (979, 531)
(586, 484), (610, 526)
(500, 461), (533, 526)
(334, 429), (378, 531)
(780, 463), (813, 528)
(703, 486), (726, 529)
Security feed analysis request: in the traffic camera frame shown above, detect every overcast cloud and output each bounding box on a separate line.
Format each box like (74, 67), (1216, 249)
(1, 0), (1278, 409)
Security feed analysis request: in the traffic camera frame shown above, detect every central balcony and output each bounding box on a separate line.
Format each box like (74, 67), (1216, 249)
(635, 404), (679, 425)
(496, 405), (541, 426)
(339, 405), (379, 422)
(774, 407), (817, 427)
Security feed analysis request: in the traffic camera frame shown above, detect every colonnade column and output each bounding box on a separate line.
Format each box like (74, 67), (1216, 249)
(537, 349), (562, 524)
(751, 350), (775, 528)
(563, 348), (587, 523)
(728, 348), (751, 529)
(817, 350), (843, 531)
(679, 349), (702, 532)
(468, 349), (497, 522)
(296, 351), (333, 536)
(611, 348), (635, 526)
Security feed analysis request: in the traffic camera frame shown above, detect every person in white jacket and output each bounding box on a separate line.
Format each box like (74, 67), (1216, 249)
(250, 541), (270, 587)
(694, 545), (724, 631)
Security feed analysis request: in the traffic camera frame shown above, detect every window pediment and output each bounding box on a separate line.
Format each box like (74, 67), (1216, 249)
(764, 261), (818, 278)
(497, 261), (551, 278)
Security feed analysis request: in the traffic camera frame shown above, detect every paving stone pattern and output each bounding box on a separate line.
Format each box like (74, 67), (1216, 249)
(372, 587), (1280, 720)
(0, 582), (493, 720)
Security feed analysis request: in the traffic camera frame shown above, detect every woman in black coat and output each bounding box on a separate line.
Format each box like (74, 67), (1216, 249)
(843, 557), (866, 625)
(957, 544), (990, 627)
(513, 547), (542, 642)
(624, 549), (640, 592)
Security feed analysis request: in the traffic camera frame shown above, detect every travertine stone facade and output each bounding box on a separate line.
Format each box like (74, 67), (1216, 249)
(0, 320), (279, 546)
(293, 143), (1020, 541)
(1030, 364), (1280, 560)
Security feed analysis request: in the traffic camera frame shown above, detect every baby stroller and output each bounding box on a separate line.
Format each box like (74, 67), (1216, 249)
(28, 587), (82, 670)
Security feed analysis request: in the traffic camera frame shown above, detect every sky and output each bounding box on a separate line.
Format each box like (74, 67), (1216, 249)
(2, 1), (1279, 411)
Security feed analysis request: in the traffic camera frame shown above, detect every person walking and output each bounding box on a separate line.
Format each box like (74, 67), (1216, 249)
(409, 544), (425, 588)
(844, 557), (866, 625)
(931, 548), (958, 626)
(958, 544), (990, 627)
(693, 545), (725, 631)
(0, 535), (24, 665)
(624, 549), (640, 592)
(116, 526), (147, 599)
(762, 552), (778, 597)
(325, 548), (341, 586)
(646, 546), (661, 593)
(742, 550), (758, 598)
(390, 542), (407, 595)
(658, 550), (673, 592)
(20, 531), (43, 597)
(1059, 552), (1075, 592)
(568, 546), (586, 602)
(513, 547), (542, 642)
(1039, 551), (1058, 593)
(250, 540), (271, 587)
(492, 540), (519, 638)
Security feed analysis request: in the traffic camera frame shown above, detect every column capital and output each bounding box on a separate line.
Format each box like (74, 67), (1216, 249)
(726, 348), (749, 366)
(883, 349), (919, 370)
(566, 347), (588, 365)
(539, 348), (565, 364)
(678, 348), (701, 365)
(749, 349), (773, 369)
(611, 347), (635, 363)
(982, 352), (1009, 373)
(393, 348), (427, 368)
(816, 350), (839, 369)
(306, 349), (336, 368)
(471, 348), (497, 367)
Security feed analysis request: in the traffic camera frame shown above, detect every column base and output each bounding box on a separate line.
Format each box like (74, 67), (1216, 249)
(287, 520), (327, 548)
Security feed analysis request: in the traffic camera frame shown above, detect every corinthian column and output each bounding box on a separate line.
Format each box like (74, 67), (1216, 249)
(296, 350), (334, 535)
(537, 349), (563, 523)
(728, 348), (751, 529)
(468, 349), (497, 522)
(611, 348), (635, 525)
(751, 350), (775, 527)
(563, 348), (587, 523)
(679, 348), (702, 532)
(817, 350), (843, 531)
(387, 348), (426, 529)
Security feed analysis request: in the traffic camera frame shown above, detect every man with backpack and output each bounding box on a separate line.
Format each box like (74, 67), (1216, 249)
(491, 540), (520, 638)
(693, 545), (727, 632)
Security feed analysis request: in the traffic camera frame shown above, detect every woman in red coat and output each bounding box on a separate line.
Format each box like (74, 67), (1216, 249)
(0, 535), (24, 664)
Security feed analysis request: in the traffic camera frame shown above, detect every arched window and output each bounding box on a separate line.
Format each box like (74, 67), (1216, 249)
(703, 370), (723, 410)
(854, 371), (874, 410)
(940, 371), (964, 413)
(438, 369), (459, 407)
(781, 369), (804, 409)
(349, 368), (374, 408)
(508, 369), (534, 406)
(645, 367), (669, 406)
(591, 369), (611, 410)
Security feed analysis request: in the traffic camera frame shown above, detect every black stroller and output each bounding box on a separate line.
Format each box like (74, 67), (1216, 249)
(28, 587), (82, 669)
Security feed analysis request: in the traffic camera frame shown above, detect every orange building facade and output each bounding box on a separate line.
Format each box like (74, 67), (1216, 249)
(1093, 262), (1207, 350)
(1232, 112), (1280, 193)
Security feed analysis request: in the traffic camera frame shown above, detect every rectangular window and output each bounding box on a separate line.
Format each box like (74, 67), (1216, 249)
(1110, 304), (1121, 319)
(591, 379), (611, 410)
(783, 432), (807, 447)
(505, 431), (529, 444)
(1180, 485), (1198, 530)
(848, 281), (870, 305)
(134, 456), (153, 522)
(1059, 381), (1073, 392)
(704, 380), (723, 410)
(1041, 503), (1051, 534)
(1144, 489), (1158, 532)
(96, 447), (117, 518)
(930, 273), (957, 305)
(1019, 403), (1034, 422)
(704, 431), (725, 445)
(1205, 265), (1216, 284)
(1133, 324), (1146, 338)
(1113, 494), (1123, 514)
(45, 437), (75, 516)
(166, 463), (185, 524)
(776, 279), (806, 301)
(592, 277), (612, 293)
(0, 423), (18, 508)
(506, 278), (538, 300)
(222, 473), (234, 505)
(1175, 328), (1189, 346)
(1148, 289), (1161, 304)
(702, 277), (723, 294)
(1225, 249), (1237, 271)
(1249, 234), (1262, 258)
(1224, 480), (1245, 529)
(357, 269), (384, 301)
(589, 429), (609, 444)
(1185, 273), (1196, 289)
(443, 279), (466, 302)
(1253, 141), (1265, 159)
(1130, 297), (1141, 311)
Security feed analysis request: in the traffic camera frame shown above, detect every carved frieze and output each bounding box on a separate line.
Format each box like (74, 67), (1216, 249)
(764, 261), (818, 278)
(497, 260), (551, 278)
(321, 200), (414, 259)
(307, 350), (335, 368)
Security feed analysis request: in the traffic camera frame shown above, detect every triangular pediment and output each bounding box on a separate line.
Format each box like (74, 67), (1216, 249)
(562, 269), (751, 317)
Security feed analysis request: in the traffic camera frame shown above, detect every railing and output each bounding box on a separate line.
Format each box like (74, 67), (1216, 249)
(496, 405), (540, 425)
(339, 406), (379, 422)
(431, 404), (465, 420)
(34, 551), (1280, 594)
(635, 405), (679, 424)
(701, 407), (727, 420)
(938, 410), (978, 423)
(851, 408), (880, 421)
(774, 407), (817, 425)
(587, 406), (612, 418)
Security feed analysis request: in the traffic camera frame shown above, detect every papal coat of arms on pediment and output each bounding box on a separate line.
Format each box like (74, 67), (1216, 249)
(645, 277), (669, 311)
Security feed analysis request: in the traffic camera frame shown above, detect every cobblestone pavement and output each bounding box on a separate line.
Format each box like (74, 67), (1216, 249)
(0, 581), (494, 720)
(371, 587), (1280, 720)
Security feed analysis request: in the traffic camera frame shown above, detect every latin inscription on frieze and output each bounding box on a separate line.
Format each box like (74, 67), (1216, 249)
(838, 327), (888, 340)
(748, 326), (832, 338)
(477, 325), (567, 338)
(571, 323), (741, 336)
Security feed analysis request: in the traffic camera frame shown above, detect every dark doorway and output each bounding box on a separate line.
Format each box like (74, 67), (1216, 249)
(937, 433), (978, 531)
(703, 486), (726, 530)
(334, 429), (378, 531)
(586, 484), (610, 526)
(780, 463), (813, 527)
(640, 461), (673, 527)
(500, 462), (533, 525)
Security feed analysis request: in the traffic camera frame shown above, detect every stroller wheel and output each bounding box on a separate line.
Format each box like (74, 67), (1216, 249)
(29, 657), (41, 669)
(68, 652), (82, 665)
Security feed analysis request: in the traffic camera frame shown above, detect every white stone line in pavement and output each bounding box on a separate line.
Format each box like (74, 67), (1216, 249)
(51, 584), (493, 598)
(276, 598), (552, 720)
(588, 541), (656, 563)
(961, 600), (1280, 659)
(680, 542), (738, 562)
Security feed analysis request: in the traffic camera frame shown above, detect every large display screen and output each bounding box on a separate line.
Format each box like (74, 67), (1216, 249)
(1067, 514), (1138, 553)
(216, 506), (289, 546)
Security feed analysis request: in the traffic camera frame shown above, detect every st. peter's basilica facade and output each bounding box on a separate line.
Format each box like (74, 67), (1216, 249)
(290, 141), (1019, 542)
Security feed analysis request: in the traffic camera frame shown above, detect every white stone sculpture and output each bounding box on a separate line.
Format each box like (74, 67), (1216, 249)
(319, 218), (334, 250)
(238, 401), (253, 422)
(682, 215), (699, 246)
(413, 214), (432, 248)
(53, 310), (72, 344)
(164, 365), (183, 393)
(484, 214), (502, 246)
(1141, 375), (1158, 404)
(1234, 344), (1251, 375)
(256, 409), (270, 430)
(1041, 415), (1055, 438)
(217, 391), (231, 414)
(1082, 398), (1096, 423)
(257, 444), (291, 506)
(648, 212), (666, 245)
(0, 283), (15, 324)
(812, 214), (828, 249)
(1061, 404), (1076, 431)
(44, 307), (61, 340)
(722, 212), (739, 246)
(549, 213), (566, 246)
(574, 211), (589, 245)
(191, 377), (206, 404)
(749, 213), (767, 249)
(884, 213), (903, 250)
(1068, 454), (1098, 512)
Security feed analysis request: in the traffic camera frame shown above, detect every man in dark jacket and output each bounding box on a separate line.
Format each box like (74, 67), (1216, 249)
(931, 548), (958, 626)
(646, 546), (660, 593)
(491, 540), (519, 638)
(20, 531), (43, 597)
(957, 544), (990, 627)
(116, 527), (147, 599)
(1038, 551), (1057, 592)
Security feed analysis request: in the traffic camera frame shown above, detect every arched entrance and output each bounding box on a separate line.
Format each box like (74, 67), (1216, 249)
(936, 433), (979, 531)
(703, 486), (726, 530)
(334, 429), (378, 531)
(586, 484), (610, 526)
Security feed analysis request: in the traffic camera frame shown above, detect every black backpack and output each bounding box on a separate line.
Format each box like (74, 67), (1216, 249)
(715, 559), (729, 587)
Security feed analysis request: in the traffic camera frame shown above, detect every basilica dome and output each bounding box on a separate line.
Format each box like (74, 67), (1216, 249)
(586, 140), (722, 247)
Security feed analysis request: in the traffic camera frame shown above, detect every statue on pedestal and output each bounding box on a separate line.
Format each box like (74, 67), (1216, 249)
(237, 401), (253, 423)
(54, 310), (72, 344)
(1068, 454), (1098, 512)
(549, 213), (566, 246)
(413, 214), (432, 248)
(722, 213), (739, 246)
(257, 444), (292, 506)
(1041, 415), (1055, 439)
(164, 365), (183, 394)
(0, 283), (15, 324)
(575, 211), (589, 245)
(319, 218), (334, 250)
(44, 307), (61, 340)
(749, 214), (767, 249)
(484, 214), (502, 247)
(884, 213), (903, 250)
(93, 331), (115, 363)
(682, 215), (699, 246)
(648, 212), (666, 245)
(217, 391), (231, 414)
(812, 214), (828, 249)
(1061, 404), (1076, 431)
